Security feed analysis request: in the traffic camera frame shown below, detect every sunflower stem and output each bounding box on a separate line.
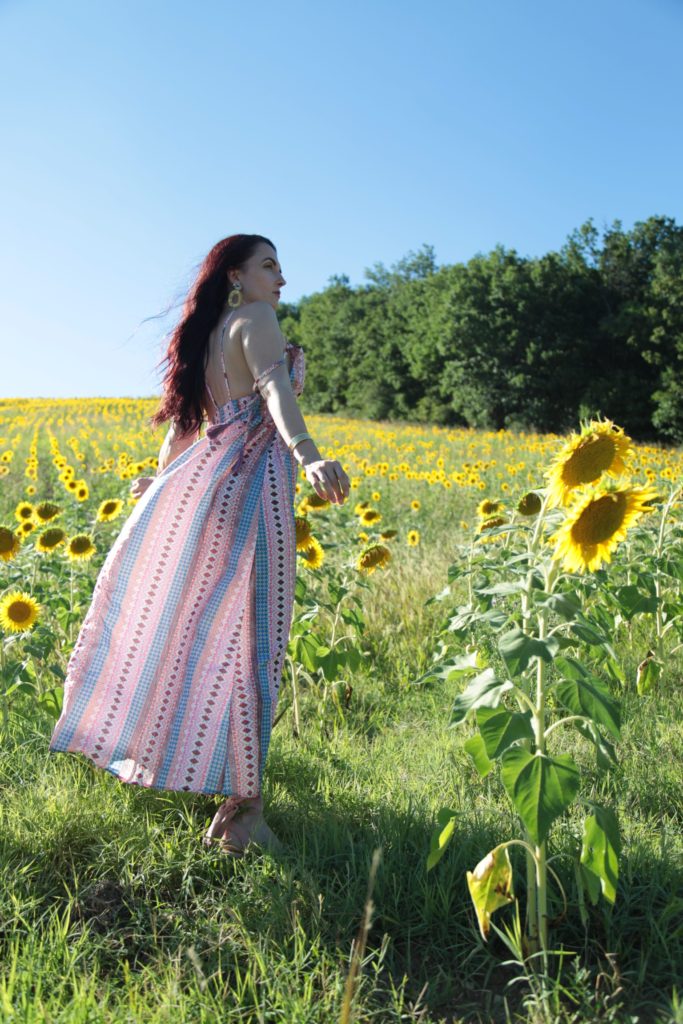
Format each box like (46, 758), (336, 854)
(652, 487), (680, 663)
(534, 596), (550, 969)
(288, 654), (301, 739)
(0, 641), (8, 737)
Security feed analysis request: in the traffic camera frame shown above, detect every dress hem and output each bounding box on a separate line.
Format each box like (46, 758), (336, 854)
(47, 745), (253, 798)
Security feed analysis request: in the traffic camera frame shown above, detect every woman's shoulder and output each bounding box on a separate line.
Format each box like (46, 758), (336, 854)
(232, 300), (277, 325)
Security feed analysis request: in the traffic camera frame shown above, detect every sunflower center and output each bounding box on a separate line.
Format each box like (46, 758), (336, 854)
(9, 600), (31, 623)
(562, 434), (616, 487)
(570, 492), (627, 545)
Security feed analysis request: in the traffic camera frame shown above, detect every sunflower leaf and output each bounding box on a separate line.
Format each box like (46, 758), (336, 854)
(574, 719), (618, 770)
(450, 669), (514, 726)
(466, 845), (515, 941)
(612, 584), (659, 620)
(554, 676), (621, 740)
(580, 805), (621, 904)
(464, 733), (494, 777)
(500, 749), (581, 844)
(476, 706), (534, 759)
(426, 808), (459, 871)
(498, 628), (560, 677)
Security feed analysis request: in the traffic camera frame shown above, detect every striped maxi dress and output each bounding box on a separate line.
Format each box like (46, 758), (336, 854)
(49, 321), (306, 799)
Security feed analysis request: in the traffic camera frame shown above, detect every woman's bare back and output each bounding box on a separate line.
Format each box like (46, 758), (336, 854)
(203, 305), (292, 412)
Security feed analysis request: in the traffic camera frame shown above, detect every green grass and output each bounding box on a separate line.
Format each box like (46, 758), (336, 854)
(1, 538), (682, 1024)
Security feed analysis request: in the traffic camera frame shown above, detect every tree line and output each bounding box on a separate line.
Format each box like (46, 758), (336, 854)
(277, 216), (683, 444)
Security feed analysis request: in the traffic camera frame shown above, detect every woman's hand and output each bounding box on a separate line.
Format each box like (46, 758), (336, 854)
(130, 476), (155, 500)
(304, 459), (350, 505)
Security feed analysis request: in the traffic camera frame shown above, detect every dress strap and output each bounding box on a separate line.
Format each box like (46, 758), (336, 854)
(252, 354), (287, 394)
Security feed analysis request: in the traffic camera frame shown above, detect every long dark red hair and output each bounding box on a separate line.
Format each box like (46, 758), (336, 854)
(149, 234), (275, 437)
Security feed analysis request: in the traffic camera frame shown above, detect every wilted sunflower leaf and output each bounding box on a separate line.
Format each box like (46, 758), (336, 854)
(466, 845), (515, 941)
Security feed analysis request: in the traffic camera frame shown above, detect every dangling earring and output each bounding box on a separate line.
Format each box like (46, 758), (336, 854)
(228, 280), (243, 308)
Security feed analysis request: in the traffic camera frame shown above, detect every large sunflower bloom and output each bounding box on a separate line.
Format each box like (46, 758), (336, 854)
(0, 590), (40, 634)
(549, 480), (659, 573)
(545, 419), (633, 508)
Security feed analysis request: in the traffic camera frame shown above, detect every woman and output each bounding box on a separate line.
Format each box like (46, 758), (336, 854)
(49, 234), (351, 857)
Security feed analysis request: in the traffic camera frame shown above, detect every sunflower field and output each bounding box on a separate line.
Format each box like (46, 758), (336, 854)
(1, 397), (682, 1024)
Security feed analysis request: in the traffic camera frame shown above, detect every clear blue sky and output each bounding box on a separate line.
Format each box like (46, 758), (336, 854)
(2, 0), (681, 399)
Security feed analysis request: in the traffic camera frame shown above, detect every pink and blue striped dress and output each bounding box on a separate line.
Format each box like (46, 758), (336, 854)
(49, 312), (305, 799)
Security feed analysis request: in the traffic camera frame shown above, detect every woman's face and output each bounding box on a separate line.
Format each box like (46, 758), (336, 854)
(229, 242), (286, 310)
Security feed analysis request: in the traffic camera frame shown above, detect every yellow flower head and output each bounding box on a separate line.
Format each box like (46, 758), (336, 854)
(35, 527), (67, 553)
(303, 493), (330, 512)
(476, 515), (507, 534)
(549, 480), (659, 573)
(354, 501), (370, 517)
(356, 543), (391, 575)
(477, 498), (504, 518)
(360, 508), (381, 526)
(545, 418), (633, 508)
(407, 529), (420, 546)
(298, 535), (324, 569)
(66, 534), (97, 561)
(411, 499), (421, 511)
(0, 526), (22, 562)
(96, 498), (125, 522)
(295, 515), (312, 551)
(380, 529), (398, 540)
(15, 501), (35, 524)
(0, 590), (40, 634)
(517, 491), (542, 517)
(33, 501), (62, 523)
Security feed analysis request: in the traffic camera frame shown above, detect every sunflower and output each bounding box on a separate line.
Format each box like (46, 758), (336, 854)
(357, 531), (369, 543)
(517, 491), (542, 516)
(15, 501), (34, 524)
(0, 590), (40, 634)
(65, 534), (97, 561)
(354, 501), (370, 517)
(477, 498), (504, 518)
(298, 536), (324, 569)
(33, 500), (62, 523)
(544, 419), (633, 508)
(411, 499), (421, 511)
(96, 498), (125, 522)
(298, 494), (330, 515)
(549, 480), (659, 573)
(476, 515), (507, 534)
(356, 543), (391, 575)
(372, 491), (381, 502)
(35, 527), (67, 553)
(380, 529), (398, 541)
(0, 526), (22, 561)
(360, 508), (381, 526)
(295, 515), (312, 551)
(407, 529), (420, 546)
